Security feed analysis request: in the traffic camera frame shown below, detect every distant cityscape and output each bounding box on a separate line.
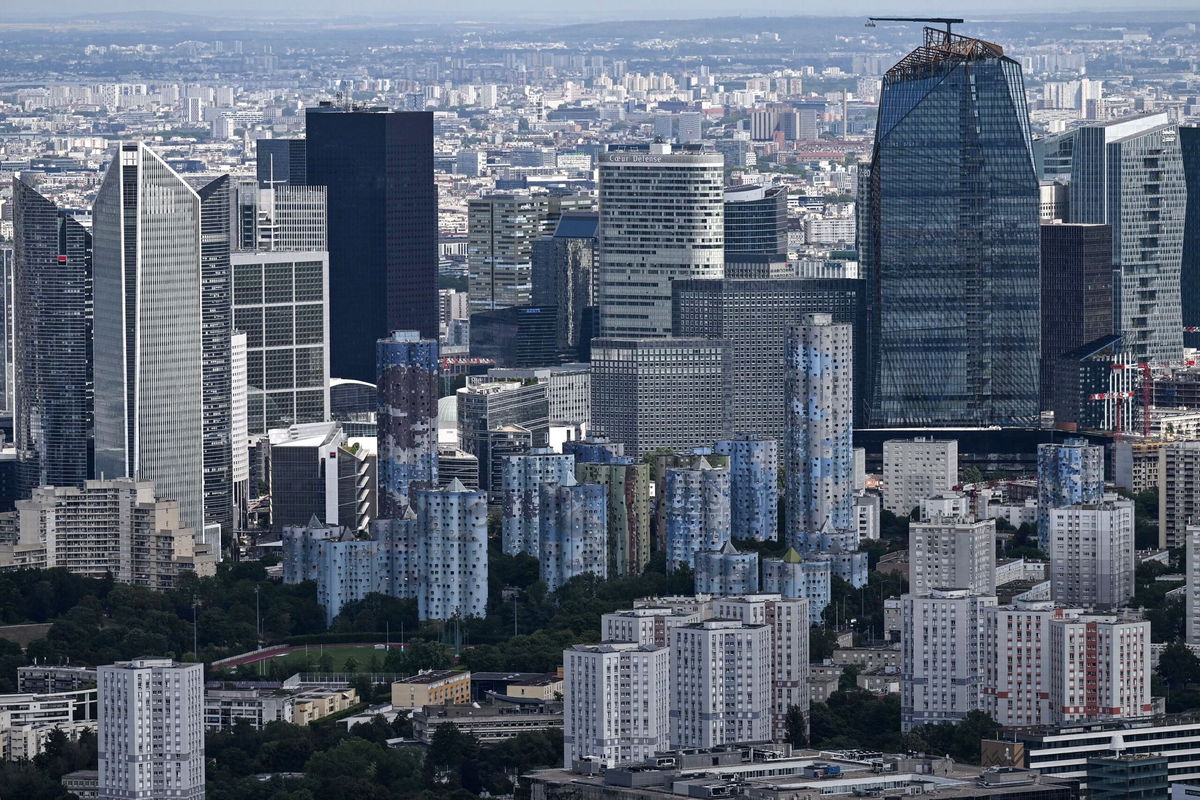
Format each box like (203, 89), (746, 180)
(2, 9), (1200, 800)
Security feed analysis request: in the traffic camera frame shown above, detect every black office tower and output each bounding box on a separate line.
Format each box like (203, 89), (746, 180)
(1040, 222), (1113, 412)
(256, 138), (307, 187)
(12, 178), (92, 495)
(305, 104), (437, 382)
(1183, 127), (1200, 349)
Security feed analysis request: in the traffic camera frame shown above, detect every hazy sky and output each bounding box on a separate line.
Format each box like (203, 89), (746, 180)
(12, 0), (1195, 22)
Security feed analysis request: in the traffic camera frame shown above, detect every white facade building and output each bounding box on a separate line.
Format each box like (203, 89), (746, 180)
(670, 620), (771, 748)
(900, 589), (997, 732)
(98, 658), (205, 800)
(1049, 499), (1135, 610)
(908, 518), (997, 597)
(1188, 527), (1200, 646)
(600, 607), (703, 647)
(500, 448), (576, 556)
(562, 643), (670, 769)
(882, 438), (958, 516)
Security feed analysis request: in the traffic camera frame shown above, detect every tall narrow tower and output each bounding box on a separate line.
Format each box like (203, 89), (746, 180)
(93, 143), (205, 531)
(376, 330), (439, 517)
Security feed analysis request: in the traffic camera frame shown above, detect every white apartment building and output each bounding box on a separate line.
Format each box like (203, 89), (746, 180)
(670, 620), (771, 748)
(984, 601), (1152, 728)
(1049, 499), (1135, 610)
(901, 589), (997, 732)
(712, 595), (810, 743)
(883, 438), (958, 516)
(908, 518), (996, 597)
(0, 479), (216, 589)
(98, 658), (205, 800)
(1160, 441), (1200, 548)
(562, 643), (670, 769)
(1188, 527), (1200, 646)
(919, 492), (974, 522)
(600, 607), (703, 647)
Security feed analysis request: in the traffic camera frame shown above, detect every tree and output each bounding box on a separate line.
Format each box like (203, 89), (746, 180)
(1159, 642), (1200, 692)
(784, 705), (808, 748)
(838, 664), (862, 693)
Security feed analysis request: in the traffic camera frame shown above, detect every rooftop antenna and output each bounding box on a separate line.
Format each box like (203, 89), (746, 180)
(865, 16), (964, 36)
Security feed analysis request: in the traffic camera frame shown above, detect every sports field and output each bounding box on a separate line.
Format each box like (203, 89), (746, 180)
(250, 643), (396, 674)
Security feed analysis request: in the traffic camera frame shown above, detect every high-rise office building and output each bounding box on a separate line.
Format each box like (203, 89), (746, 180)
(98, 658), (205, 800)
(694, 543), (759, 596)
(723, 184), (788, 256)
(712, 595), (810, 743)
(532, 212), (598, 359)
(597, 143), (724, 338)
(860, 29), (1040, 426)
(196, 175), (234, 536)
(412, 480), (488, 620)
(468, 305), (560, 368)
(762, 548), (832, 624)
(591, 337), (732, 458)
(12, 179), (92, 496)
(882, 438), (958, 516)
(1037, 112), (1186, 363)
(901, 589), (997, 732)
(1049, 499), (1135, 610)
(562, 642), (670, 769)
(500, 448), (576, 556)
(305, 104), (437, 381)
(538, 481), (607, 591)
(663, 459), (732, 571)
(1037, 438), (1105, 549)
(232, 180), (327, 253)
(673, 278), (869, 433)
(468, 193), (549, 312)
(376, 331), (439, 516)
(1040, 223), (1113, 411)
(784, 315), (854, 550)
(93, 143), (205, 532)
(576, 458), (651, 578)
(0, 245), (13, 415)
(1182, 127), (1200, 349)
(267, 422), (372, 534)
(669, 620), (771, 748)
(256, 137), (307, 187)
(714, 435), (779, 542)
(232, 250), (330, 435)
(908, 518), (997, 597)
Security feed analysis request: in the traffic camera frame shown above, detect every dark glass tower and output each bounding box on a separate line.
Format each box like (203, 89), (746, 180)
(860, 29), (1040, 426)
(305, 105), (438, 382)
(256, 138), (307, 187)
(1183, 127), (1200, 349)
(12, 179), (92, 494)
(723, 184), (788, 255)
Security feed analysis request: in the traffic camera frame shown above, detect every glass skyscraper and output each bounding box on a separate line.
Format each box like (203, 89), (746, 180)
(12, 179), (93, 495)
(305, 104), (438, 382)
(859, 29), (1040, 426)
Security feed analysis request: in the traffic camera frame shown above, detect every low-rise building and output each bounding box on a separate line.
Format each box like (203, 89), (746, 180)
(203, 689), (294, 730)
(415, 698), (563, 744)
(291, 687), (358, 725)
(391, 670), (471, 710)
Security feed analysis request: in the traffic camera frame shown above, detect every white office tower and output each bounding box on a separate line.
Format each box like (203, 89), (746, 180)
(412, 480), (488, 620)
(538, 481), (608, 591)
(562, 642), (670, 769)
(901, 589), (997, 732)
(712, 595), (810, 743)
(983, 601), (1152, 727)
(1047, 612), (1152, 723)
(1049, 499), (1135, 610)
(671, 620), (771, 748)
(1189, 527), (1200, 645)
(663, 459), (732, 571)
(882, 438), (959, 516)
(93, 143), (205, 532)
(597, 143), (724, 337)
(501, 449), (576, 556)
(908, 518), (997, 597)
(98, 658), (204, 800)
(784, 315), (855, 550)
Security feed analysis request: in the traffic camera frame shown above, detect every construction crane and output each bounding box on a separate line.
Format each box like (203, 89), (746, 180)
(865, 16), (964, 35)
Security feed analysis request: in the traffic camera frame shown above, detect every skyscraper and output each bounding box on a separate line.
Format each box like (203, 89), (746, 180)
(1049, 499), (1135, 610)
(1037, 112), (1187, 363)
(784, 315), (853, 549)
(575, 458), (651, 578)
(538, 481), (607, 591)
(1182, 127), (1200, 349)
(669, 620), (771, 748)
(12, 179), (92, 495)
(412, 480), (488, 620)
(305, 104), (437, 381)
(93, 143), (205, 532)
(597, 142), (724, 337)
(723, 183), (788, 256)
(663, 459), (731, 571)
(908, 518), (997, 597)
(376, 331), (439, 517)
(532, 212), (598, 359)
(860, 28), (1040, 426)
(256, 137), (307, 187)
(500, 448), (576, 556)
(98, 658), (205, 800)
(468, 193), (549, 312)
